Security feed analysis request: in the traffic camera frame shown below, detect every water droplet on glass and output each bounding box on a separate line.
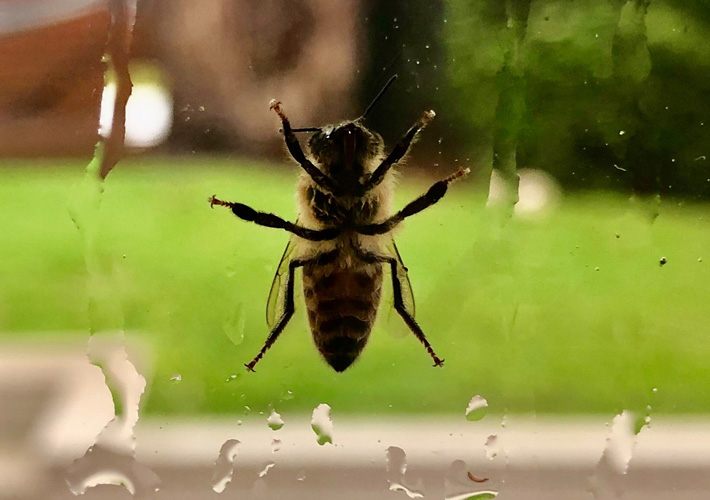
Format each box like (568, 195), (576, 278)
(619, 130), (625, 136)
(66, 445), (160, 496)
(445, 459), (497, 500)
(425, 44), (430, 49)
(271, 438), (282, 453)
(465, 395), (488, 422)
(258, 462), (275, 478)
(223, 303), (246, 346)
(170, 373), (181, 382)
(199, 105), (205, 111)
(267, 408), (285, 431)
(484, 435), (499, 460)
(386, 446), (424, 498)
(446, 492), (498, 500)
(659, 257), (667, 267)
(281, 387), (294, 400)
(297, 471), (307, 481)
(225, 373), (239, 383)
(212, 439), (240, 493)
(311, 403), (333, 445)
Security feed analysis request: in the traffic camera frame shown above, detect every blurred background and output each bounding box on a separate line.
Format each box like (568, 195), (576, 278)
(1, 0), (710, 499)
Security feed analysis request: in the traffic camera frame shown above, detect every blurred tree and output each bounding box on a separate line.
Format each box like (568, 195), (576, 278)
(612, 0), (661, 211)
(445, 0), (710, 198)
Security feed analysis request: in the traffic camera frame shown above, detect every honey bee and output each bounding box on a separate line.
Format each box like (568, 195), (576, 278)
(209, 76), (468, 372)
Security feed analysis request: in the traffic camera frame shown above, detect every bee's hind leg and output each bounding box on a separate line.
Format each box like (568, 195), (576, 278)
(386, 257), (444, 367)
(245, 258), (307, 372)
(357, 250), (444, 368)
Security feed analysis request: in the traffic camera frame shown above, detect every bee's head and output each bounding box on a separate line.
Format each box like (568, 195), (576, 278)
(291, 75), (397, 192)
(307, 121), (384, 185)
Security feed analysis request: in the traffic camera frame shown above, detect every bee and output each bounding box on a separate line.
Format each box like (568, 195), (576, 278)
(209, 75), (468, 372)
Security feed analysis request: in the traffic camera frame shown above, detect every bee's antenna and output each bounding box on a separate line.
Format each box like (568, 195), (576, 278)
(360, 74), (398, 120)
(291, 127), (321, 133)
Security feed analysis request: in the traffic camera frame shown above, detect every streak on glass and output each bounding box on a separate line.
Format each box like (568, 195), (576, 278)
(588, 410), (647, 499)
(65, 0), (158, 496)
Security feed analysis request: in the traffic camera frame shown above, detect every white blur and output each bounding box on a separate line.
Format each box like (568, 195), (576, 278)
(487, 168), (562, 216)
(99, 83), (173, 149)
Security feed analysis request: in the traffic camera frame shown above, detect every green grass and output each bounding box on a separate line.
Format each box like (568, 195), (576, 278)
(1, 157), (709, 417)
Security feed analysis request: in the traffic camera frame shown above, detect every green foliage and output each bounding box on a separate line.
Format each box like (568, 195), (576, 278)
(444, 0), (710, 197)
(1, 158), (709, 417)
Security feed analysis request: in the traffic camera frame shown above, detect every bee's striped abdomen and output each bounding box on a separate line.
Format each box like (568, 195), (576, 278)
(303, 263), (383, 372)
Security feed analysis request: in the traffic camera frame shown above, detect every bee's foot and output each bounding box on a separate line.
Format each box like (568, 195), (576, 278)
(244, 362), (256, 373)
(422, 110), (436, 125)
(433, 357), (445, 368)
(269, 99), (287, 121)
(209, 195), (231, 209)
(444, 167), (470, 185)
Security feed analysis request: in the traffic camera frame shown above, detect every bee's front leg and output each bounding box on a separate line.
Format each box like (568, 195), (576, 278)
(269, 100), (336, 193)
(363, 110), (436, 191)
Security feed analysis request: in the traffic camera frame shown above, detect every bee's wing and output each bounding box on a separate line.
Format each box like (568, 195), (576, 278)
(266, 238), (297, 328)
(385, 238), (416, 317)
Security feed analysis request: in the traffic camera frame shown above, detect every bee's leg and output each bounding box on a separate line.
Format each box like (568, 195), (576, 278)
(356, 167), (470, 236)
(245, 258), (306, 372)
(269, 100), (336, 193)
(386, 257), (444, 367)
(354, 250), (443, 367)
(209, 195), (340, 241)
(363, 110), (436, 191)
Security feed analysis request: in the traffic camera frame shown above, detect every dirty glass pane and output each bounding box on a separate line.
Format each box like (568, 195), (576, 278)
(2, 1), (709, 499)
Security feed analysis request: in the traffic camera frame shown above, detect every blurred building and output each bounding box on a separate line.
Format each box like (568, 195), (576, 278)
(0, 0), (361, 157)
(0, 0), (108, 157)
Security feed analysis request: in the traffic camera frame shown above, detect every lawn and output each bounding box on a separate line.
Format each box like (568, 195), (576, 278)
(1, 157), (709, 417)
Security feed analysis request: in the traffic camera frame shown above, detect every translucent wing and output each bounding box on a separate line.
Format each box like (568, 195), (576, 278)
(266, 238), (297, 328)
(385, 238), (416, 318)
